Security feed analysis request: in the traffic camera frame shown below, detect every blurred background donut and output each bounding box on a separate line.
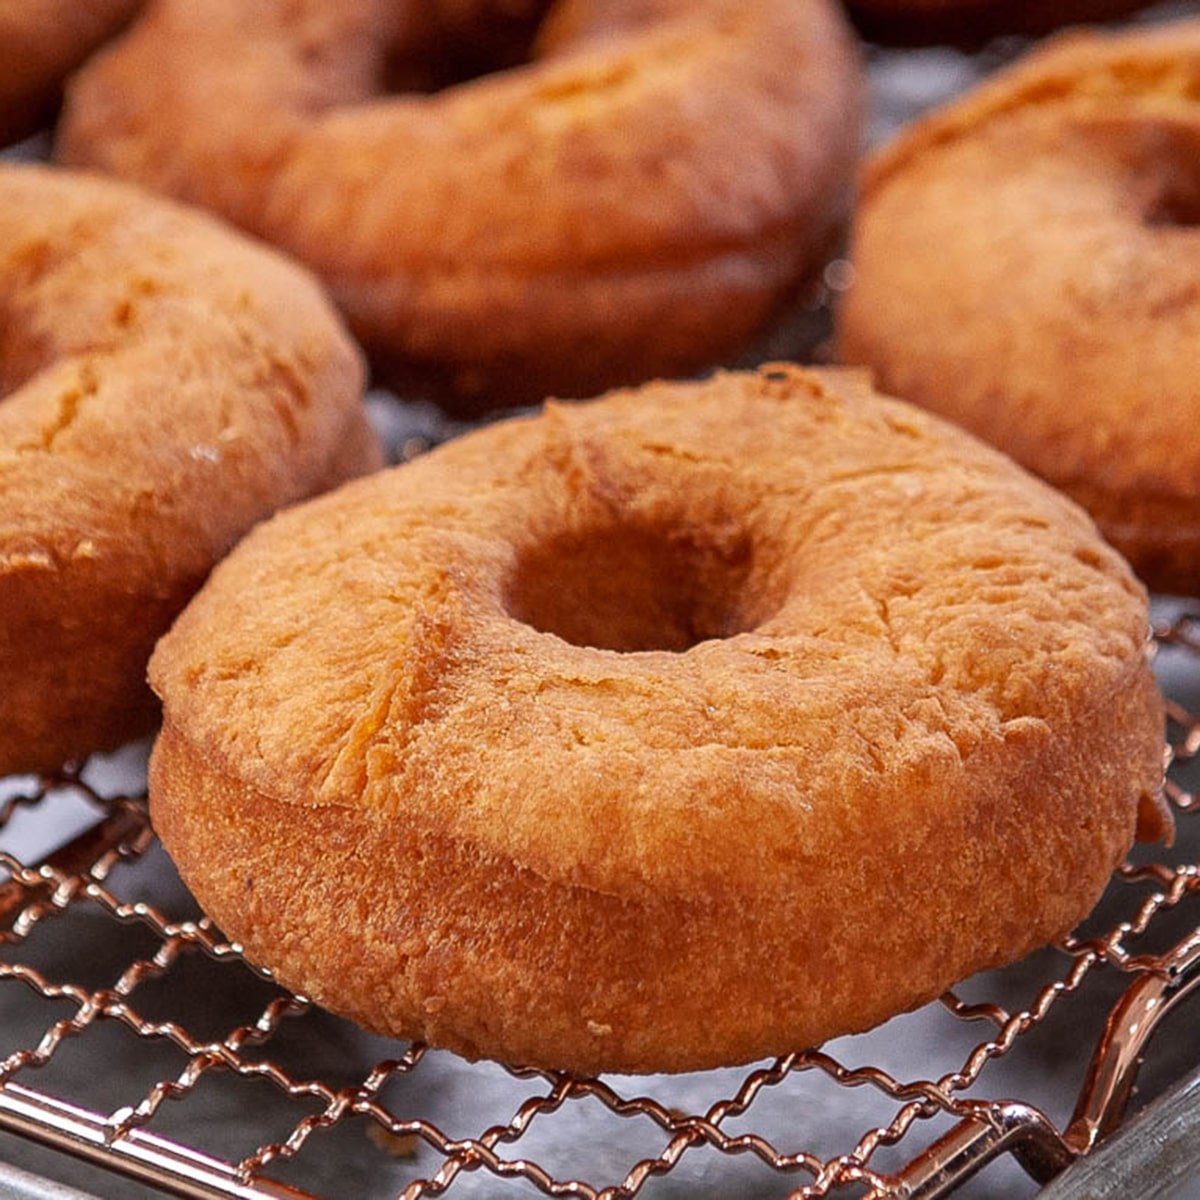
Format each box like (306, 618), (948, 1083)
(0, 0), (142, 147)
(57, 0), (864, 411)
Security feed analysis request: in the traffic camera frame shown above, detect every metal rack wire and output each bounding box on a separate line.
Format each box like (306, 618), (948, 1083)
(1, 611), (1199, 1200)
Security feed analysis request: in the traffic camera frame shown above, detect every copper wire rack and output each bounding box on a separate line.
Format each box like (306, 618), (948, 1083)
(1, 609), (1199, 1200)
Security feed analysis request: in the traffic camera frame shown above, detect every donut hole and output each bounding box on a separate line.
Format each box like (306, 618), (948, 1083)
(382, 2), (550, 95)
(1131, 129), (1200, 229)
(1145, 177), (1200, 229)
(505, 524), (772, 652)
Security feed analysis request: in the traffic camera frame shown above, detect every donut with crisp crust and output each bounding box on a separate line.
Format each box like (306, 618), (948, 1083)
(58, 0), (863, 410)
(0, 165), (381, 775)
(149, 366), (1168, 1074)
(840, 19), (1200, 593)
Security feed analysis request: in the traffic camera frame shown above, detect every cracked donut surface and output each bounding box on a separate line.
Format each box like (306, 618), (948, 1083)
(58, 0), (863, 409)
(149, 366), (1167, 1074)
(840, 19), (1200, 592)
(0, 164), (381, 774)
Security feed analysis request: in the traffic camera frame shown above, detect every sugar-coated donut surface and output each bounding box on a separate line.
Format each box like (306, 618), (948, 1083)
(149, 366), (1167, 1074)
(840, 19), (1200, 593)
(58, 0), (863, 409)
(0, 0), (141, 146)
(0, 165), (381, 775)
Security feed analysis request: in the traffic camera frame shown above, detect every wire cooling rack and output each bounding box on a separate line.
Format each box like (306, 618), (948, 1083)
(1, 609), (1199, 1200)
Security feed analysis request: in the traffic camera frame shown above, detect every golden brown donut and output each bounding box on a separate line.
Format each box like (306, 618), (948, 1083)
(149, 365), (1167, 1075)
(57, 0), (863, 411)
(840, 19), (1200, 594)
(844, 0), (1151, 45)
(0, 0), (142, 146)
(0, 164), (381, 776)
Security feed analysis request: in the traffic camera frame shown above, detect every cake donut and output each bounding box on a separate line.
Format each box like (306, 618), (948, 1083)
(149, 366), (1167, 1074)
(0, 165), (381, 776)
(844, 0), (1150, 45)
(840, 20), (1200, 593)
(57, 0), (863, 410)
(0, 0), (142, 147)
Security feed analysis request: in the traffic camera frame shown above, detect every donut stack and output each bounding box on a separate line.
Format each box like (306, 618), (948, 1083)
(0, 0), (1187, 1074)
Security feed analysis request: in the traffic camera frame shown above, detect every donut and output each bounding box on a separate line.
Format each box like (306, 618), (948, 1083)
(0, 0), (142, 147)
(0, 164), (381, 776)
(844, 0), (1151, 45)
(57, 0), (863, 411)
(148, 365), (1168, 1075)
(839, 19), (1200, 594)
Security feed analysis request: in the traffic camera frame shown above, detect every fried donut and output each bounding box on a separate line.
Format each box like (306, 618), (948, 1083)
(148, 366), (1167, 1074)
(0, 165), (381, 776)
(57, 0), (863, 410)
(840, 20), (1200, 593)
(0, 0), (142, 146)
(844, 0), (1151, 45)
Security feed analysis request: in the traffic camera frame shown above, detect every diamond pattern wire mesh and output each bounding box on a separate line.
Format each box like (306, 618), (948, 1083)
(1, 611), (1199, 1200)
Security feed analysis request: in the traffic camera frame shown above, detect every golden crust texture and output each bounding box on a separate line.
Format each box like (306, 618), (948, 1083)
(0, 0), (142, 146)
(844, 0), (1150, 45)
(0, 164), (381, 775)
(58, 0), (863, 410)
(839, 19), (1200, 593)
(149, 365), (1167, 1074)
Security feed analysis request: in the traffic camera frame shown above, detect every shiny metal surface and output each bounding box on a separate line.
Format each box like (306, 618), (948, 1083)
(1040, 1068), (1200, 1200)
(0, 1159), (104, 1200)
